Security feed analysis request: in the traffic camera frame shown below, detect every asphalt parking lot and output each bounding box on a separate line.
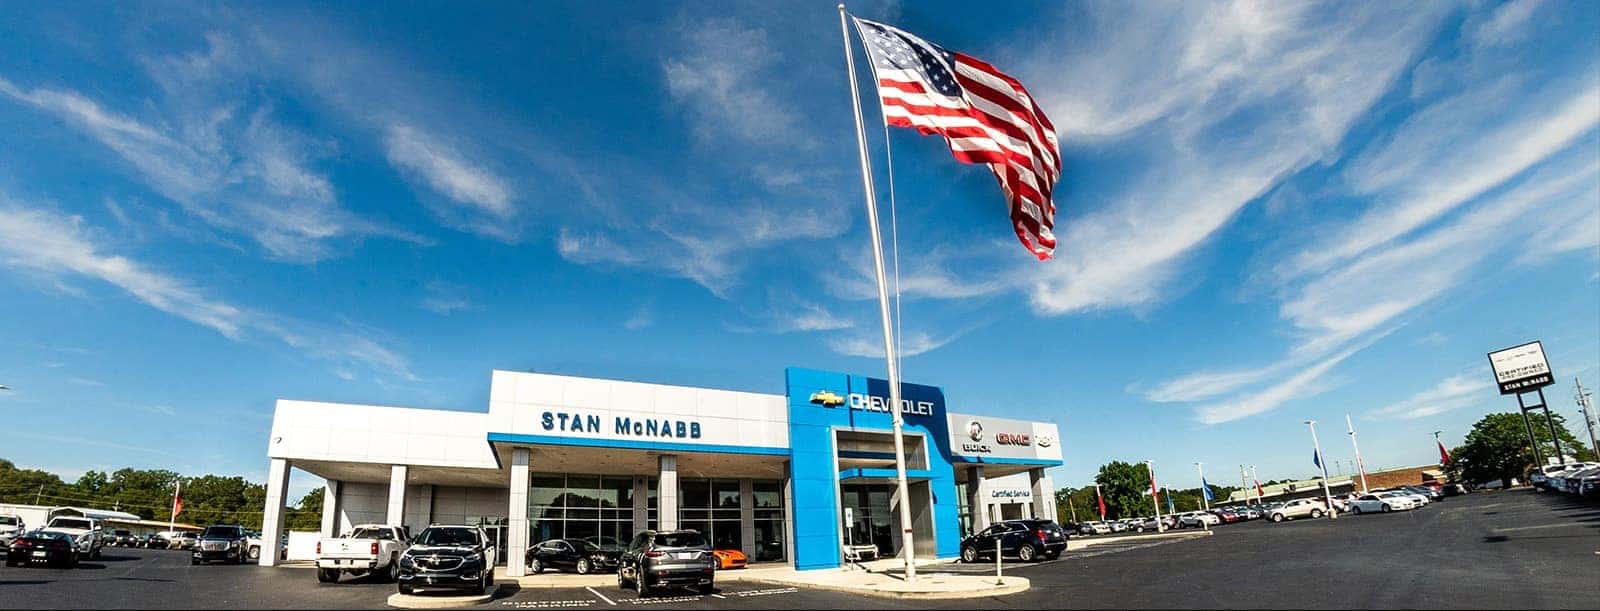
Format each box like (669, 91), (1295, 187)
(1, 491), (1593, 609)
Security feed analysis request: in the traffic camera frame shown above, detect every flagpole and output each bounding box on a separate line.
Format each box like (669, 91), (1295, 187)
(1145, 460), (1164, 532)
(1239, 465), (1248, 505)
(839, 3), (917, 582)
(1305, 420), (1338, 520)
(1251, 465), (1263, 505)
(169, 479), (180, 533)
(1346, 414), (1369, 494)
(1094, 483), (1105, 520)
(1195, 462), (1209, 512)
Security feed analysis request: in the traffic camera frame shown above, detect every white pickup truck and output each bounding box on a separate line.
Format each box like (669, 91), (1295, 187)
(316, 524), (409, 583)
(41, 516), (103, 559)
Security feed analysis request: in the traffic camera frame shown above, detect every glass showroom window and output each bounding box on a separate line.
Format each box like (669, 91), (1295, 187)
(529, 473), (635, 551)
(751, 480), (785, 562)
(679, 478), (742, 551)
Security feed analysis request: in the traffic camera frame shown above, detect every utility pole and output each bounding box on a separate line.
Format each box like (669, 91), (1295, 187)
(1576, 378), (1598, 460)
(35, 484), (44, 505)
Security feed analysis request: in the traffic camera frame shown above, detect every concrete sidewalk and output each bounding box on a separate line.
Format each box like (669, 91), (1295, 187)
(494, 558), (1029, 599)
(1066, 529), (1213, 551)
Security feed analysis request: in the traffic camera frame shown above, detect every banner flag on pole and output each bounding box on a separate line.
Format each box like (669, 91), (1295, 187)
(1437, 439), (1452, 465)
(1201, 478), (1215, 502)
(1312, 448), (1323, 469)
(1095, 485), (1107, 519)
(851, 16), (1061, 259)
(1166, 490), (1175, 515)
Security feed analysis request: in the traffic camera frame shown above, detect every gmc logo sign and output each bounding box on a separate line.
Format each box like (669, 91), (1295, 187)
(995, 432), (1031, 446)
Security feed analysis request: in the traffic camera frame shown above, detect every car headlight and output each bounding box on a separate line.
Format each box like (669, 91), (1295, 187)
(399, 554), (414, 568)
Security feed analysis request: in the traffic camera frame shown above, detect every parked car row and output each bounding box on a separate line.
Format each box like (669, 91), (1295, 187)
(1535, 462), (1600, 496)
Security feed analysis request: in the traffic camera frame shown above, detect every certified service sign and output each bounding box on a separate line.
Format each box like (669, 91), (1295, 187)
(1487, 341), (1554, 395)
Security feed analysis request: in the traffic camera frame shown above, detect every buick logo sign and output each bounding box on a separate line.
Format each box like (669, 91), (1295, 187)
(1036, 435), (1054, 448)
(967, 420), (984, 442)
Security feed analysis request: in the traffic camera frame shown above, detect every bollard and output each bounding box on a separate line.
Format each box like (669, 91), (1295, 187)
(995, 538), (1003, 585)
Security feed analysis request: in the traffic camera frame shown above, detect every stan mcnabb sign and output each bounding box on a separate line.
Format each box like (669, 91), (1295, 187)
(1487, 341), (1554, 395)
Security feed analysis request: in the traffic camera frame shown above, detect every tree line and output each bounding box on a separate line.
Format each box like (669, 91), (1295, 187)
(0, 459), (325, 531)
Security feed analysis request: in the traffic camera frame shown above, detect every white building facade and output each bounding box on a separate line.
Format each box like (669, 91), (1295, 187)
(259, 368), (1061, 574)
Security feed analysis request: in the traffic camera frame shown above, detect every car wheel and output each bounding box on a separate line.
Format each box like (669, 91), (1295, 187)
(577, 558), (591, 575)
(192, 557), (201, 566)
(248, 546), (261, 561)
(1352, 506), (1363, 514)
(636, 570), (649, 598)
(92, 548), (101, 560)
(1017, 544), (1037, 562)
(1045, 551), (1060, 560)
(477, 571), (489, 596)
(398, 583), (413, 595)
(1310, 509), (1324, 519)
(617, 570), (628, 589)
(4, 559), (15, 568)
(1271, 513), (1284, 523)
(1381, 504), (1393, 513)
(317, 568), (339, 583)
(386, 556), (399, 582)
(699, 582), (715, 595)
(960, 546), (978, 563)
(530, 558), (543, 574)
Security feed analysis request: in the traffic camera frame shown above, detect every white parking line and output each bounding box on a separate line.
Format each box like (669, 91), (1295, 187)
(711, 594), (726, 598)
(586, 586), (616, 606)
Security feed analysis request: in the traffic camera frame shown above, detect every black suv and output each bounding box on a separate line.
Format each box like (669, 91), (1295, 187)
(617, 530), (714, 597)
(397, 525), (496, 596)
(193, 525), (250, 565)
(959, 519), (1068, 563)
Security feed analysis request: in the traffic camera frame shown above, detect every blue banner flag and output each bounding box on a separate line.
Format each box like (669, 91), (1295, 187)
(1201, 478), (1215, 502)
(1167, 490), (1176, 514)
(1313, 448), (1322, 469)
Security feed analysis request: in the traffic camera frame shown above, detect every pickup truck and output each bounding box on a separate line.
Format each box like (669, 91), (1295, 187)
(317, 524), (409, 583)
(41, 516), (103, 559)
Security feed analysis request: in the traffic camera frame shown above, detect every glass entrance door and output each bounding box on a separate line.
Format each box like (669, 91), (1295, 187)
(840, 484), (896, 556)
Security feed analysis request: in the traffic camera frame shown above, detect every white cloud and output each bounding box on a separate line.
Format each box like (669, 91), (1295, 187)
(772, 301), (854, 333)
(1018, 1), (1450, 315)
(1471, 0), (1544, 49)
(828, 329), (959, 359)
(663, 18), (801, 145)
(419, 281), (474, 316)
(0, 198), (416, 381)
(1290, 81), (1600, 277)
(1142, 363), (1286, 404)
(0, 66), (396, 262)
(1194, 341), (1367, 425)
(384, 124), (516, 227)
(624, 305), (654, 331)
(1367, 372), (1491, 420)
(133, 404), (178, 417)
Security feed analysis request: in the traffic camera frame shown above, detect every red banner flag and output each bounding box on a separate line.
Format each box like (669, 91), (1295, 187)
(1095, 488), (1107, 519)
(1437, 439), (1451, 465)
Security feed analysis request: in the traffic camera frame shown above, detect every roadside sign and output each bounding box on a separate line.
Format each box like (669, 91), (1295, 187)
(844, 507), (853, 524)
(1487, 341), (1554, 395)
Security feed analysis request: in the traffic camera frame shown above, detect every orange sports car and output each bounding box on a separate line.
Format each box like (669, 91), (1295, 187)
(710, 549), (747, 570)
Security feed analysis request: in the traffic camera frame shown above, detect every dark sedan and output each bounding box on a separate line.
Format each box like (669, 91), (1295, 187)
(397, 525), (496, 596)
(959, 519), (1067, 563)
(527, 538), (620, 575)
(5, 531), (79, 568)
(144, 533), (169, 549)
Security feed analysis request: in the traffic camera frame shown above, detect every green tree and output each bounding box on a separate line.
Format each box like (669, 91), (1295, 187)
(1448, 412), (1594, 487)
(1094, 461), (1161, 519)
(0, 459), (68, 505)
(285, 487), (326, 531)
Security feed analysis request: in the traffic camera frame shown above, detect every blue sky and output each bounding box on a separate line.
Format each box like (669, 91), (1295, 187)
(1, 1), (1597, 503)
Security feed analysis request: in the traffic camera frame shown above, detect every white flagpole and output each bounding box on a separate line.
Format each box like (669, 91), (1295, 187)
(838, 3), (917, 582)
(1346, 414), (1369, 494)
(1306, 420), (1337, 520)
(169, 479), (180, 533)
(1195, 462), (1209, 512)
(1146, 460), (1164, 532)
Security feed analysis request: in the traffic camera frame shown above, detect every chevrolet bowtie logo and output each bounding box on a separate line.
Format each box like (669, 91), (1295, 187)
(809, 390), (845, 407)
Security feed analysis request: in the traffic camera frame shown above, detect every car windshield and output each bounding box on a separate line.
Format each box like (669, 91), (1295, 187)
(654, 532), (707, 548)
(203, 526), (241, 538)
(48, 518), (92, 530)
(350, 527), (395, 540)
(572, 539), (600, 552)
(0, 517), (18, 525)
(415, 527), (479, 546)
(28, 531), (70, 542)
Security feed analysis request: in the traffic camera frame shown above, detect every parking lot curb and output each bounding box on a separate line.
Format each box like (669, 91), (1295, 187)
(385, 590), (495, 609)
(1068, 530), (1212, 550)
(741, 574), (1030, 600)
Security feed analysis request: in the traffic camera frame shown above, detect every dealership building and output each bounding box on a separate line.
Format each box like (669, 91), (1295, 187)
(258, 367), (1062, 574)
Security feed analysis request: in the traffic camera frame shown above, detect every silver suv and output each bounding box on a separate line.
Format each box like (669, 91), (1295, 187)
(617, 530), (714, 597)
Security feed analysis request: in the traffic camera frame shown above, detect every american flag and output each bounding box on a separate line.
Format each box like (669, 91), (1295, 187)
(853, 17), (1060, 260)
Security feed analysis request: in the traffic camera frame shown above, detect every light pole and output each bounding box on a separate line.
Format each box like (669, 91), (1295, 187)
(1306, 420), (1338, 520)
(1145, 460), (1165, 532)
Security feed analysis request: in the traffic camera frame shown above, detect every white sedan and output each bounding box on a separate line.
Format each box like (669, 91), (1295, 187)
(1349, 492), (1416, 514)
